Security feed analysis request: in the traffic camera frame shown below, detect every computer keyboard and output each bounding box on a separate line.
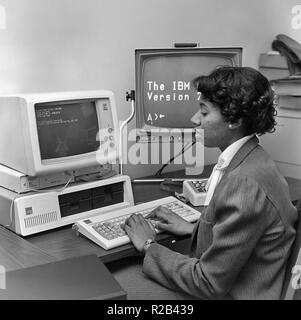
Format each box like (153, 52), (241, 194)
(73, 196), (201, 250)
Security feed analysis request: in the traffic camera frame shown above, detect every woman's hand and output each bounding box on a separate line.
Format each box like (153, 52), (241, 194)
(147, 206), (195, 236)
(121, 214), (156, 253)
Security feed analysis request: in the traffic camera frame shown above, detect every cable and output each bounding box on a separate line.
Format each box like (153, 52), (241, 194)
(26, 175), (73, 193)
(155, 140), (196, 176)
(75, 170), (117, 183)
(155, 142), (192, 176)
(120, 91), (136, 176)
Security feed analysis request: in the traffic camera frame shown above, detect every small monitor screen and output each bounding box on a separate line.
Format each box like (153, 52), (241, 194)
(35, 100), (100, 160)
(137, 49), (242, 130)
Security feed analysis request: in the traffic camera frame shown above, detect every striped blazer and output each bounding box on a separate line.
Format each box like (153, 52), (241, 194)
(143, 136), (298, 299)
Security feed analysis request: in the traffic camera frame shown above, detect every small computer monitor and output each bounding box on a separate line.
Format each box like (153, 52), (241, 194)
(132, 47), (243, 178)
(0, 91), (120, 176)
(135, 47), (243, 142)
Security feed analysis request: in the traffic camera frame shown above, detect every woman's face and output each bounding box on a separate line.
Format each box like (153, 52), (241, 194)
(191, 97), (231, 149)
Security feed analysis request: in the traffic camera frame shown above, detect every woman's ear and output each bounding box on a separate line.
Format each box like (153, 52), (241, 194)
(228, 118), (243, 129)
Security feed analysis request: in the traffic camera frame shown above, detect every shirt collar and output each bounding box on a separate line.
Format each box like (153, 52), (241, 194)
(217, 134), (255, 169)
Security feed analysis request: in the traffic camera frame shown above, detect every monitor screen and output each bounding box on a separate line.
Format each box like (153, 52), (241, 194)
(35, 100), (100, 160)
(136, 48), (242, 132)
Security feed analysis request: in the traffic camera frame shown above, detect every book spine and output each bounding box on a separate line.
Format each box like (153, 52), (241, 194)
(259, 53), (288, 69)
(259, 67), (290, 81)
(278, 96), (301, 110)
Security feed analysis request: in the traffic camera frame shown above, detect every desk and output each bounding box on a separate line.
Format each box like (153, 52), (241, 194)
(25, 179), (195, 265)
(0, 173), (300, 273)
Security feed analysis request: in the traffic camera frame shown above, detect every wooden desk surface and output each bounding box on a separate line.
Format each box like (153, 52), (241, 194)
(0, 173), (300, 272)
(0, 225), (57, 271)
(26, 183), (190, 264)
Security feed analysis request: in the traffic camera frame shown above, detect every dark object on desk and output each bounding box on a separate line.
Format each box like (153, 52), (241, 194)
(0, 255), (126, 300)
(272, 34), (301, 75)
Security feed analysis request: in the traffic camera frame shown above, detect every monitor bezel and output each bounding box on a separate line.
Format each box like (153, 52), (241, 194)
(20, 90), (119, 176)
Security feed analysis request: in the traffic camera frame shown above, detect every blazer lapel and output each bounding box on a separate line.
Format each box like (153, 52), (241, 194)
(221, 135), (260, 182)
(190, 136), (260, 254)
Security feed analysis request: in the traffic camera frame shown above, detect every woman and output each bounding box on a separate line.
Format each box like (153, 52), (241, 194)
(121, 66), (298, 300)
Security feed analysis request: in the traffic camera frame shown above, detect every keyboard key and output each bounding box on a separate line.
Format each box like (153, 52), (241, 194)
(74, 196), (201, 250)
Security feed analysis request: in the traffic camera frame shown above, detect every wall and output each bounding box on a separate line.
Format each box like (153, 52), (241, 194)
(259, 108), (301, 179)
(0, 0), (299, 178)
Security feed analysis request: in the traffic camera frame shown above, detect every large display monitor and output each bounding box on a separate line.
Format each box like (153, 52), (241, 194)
(135, 47), (243, 142)
(0, 91), (119, 176)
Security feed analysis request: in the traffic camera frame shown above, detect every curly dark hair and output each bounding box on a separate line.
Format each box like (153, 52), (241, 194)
(193, 66), (277, 135)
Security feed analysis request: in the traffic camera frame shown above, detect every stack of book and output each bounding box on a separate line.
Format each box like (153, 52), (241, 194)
(270, 76), (301, 110)
(259, 52), (290, 81)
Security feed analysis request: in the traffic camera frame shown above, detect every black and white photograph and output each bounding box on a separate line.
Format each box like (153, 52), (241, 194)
(0, 0), (300, 306)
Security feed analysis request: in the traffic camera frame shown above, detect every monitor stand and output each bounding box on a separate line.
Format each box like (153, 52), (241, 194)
(0, 163), (113, 193)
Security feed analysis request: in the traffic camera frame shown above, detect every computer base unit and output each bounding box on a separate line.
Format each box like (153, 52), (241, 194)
(0, 175), (134, 236)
